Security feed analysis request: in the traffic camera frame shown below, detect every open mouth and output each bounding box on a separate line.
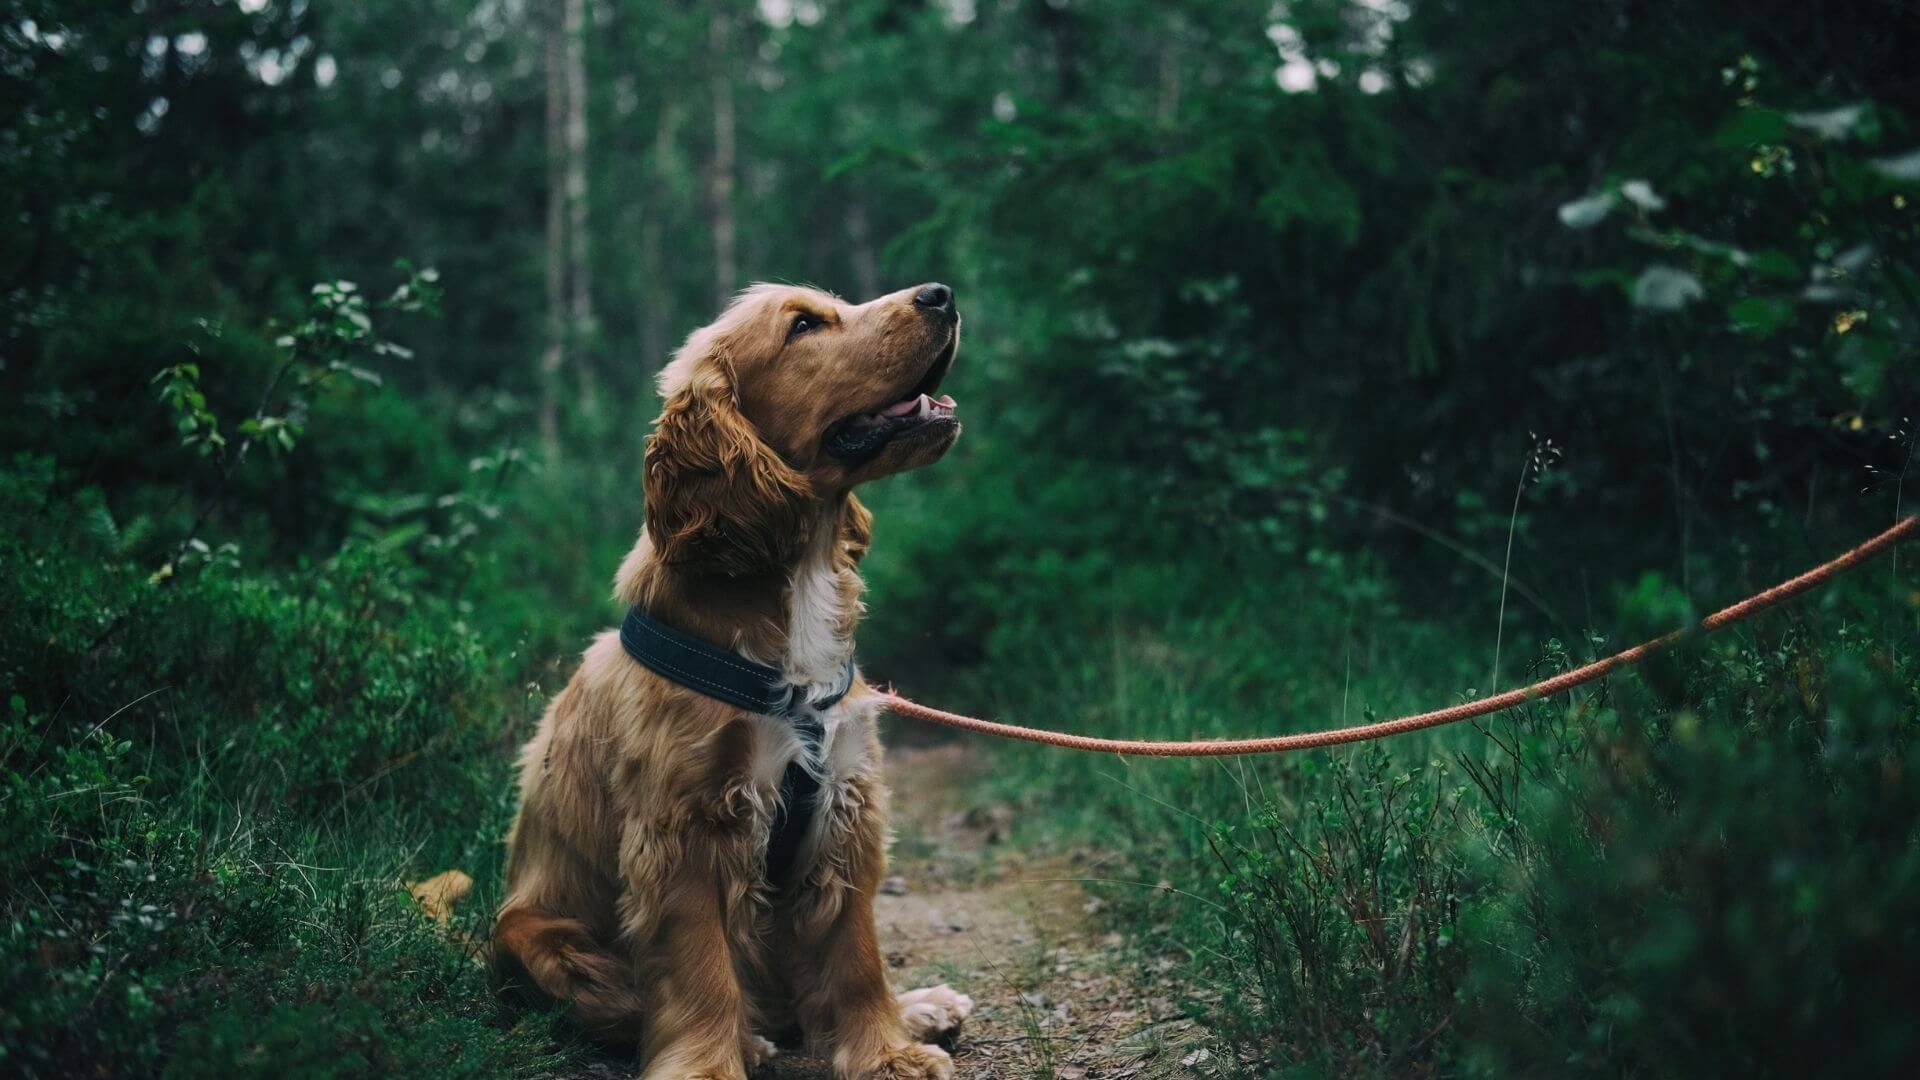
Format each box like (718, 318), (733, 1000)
(823, 337), (959, 463)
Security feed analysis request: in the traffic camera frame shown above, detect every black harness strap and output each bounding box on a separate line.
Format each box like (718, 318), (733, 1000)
(618, 606), (854, 887)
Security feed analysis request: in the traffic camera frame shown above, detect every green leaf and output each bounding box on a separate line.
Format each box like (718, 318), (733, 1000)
(1870, 148), (1920, 182)
(1727, 296), (1795, 336)
(1620, 180), (1665, 212)
(1557, 192), (1615, 228)
(1631, 266), (1704, 311)
(1715, 106), (1789, 148)
(1786, 103), (1868, 141)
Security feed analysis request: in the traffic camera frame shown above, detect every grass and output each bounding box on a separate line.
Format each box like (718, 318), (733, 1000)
(0, 465), (581, 1077)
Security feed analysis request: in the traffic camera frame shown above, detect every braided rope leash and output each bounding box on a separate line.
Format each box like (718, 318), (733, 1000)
(879, 516), (1918, 757)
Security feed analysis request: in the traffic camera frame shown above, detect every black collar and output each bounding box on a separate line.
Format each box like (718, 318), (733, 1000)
(618, 605), (855, 887)
(619, 605), (854, 717)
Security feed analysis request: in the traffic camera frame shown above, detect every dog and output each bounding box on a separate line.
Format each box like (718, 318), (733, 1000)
(494, 282), (973, 1079)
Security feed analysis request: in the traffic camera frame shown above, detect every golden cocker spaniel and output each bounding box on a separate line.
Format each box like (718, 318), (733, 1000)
(494, 282), (973, 1079)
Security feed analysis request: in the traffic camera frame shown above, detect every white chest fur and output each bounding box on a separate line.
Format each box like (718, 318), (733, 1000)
(780, 514), (855, 691)
(741, 510), (873, 869)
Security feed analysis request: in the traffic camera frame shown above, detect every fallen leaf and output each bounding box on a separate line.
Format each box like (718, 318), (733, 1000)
(407, 869), (472, 925)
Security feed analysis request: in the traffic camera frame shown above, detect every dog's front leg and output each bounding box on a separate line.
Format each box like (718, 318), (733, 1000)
(789, 779), (953, 1080)
(623, 828), (759, 1080)
(620, 737), (768, 1080)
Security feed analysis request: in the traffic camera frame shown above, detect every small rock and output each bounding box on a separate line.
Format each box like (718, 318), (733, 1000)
(880, 875), (909, 896)
(1181, 1047), (1212, 1068)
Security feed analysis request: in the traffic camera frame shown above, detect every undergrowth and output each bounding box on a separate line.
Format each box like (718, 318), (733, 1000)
(0, 461), (576, 1077)
(909, 542), (1920, 1076)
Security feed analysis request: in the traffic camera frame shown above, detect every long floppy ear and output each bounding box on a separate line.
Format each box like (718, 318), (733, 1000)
(644, 340), (811, 577)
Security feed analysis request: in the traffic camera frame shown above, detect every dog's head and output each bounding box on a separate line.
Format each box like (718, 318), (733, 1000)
(644, 282), (961, 576)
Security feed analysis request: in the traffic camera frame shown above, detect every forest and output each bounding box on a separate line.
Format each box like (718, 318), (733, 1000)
(4, 0), (1919, 1075)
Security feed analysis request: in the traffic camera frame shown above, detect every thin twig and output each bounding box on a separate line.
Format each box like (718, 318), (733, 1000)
(1491, 451), (1530, 695)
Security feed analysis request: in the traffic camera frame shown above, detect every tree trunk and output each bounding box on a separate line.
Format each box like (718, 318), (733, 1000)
(564, 0), (596, 415)
(847, 200), (879, 300)
(707, 0), (737, 310)
(538, 0), (568, 459)
(641, 98), (677, 371)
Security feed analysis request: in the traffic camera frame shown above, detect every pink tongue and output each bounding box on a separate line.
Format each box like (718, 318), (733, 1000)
(935, 394), (956, 408)
(883, 396), (922, 417)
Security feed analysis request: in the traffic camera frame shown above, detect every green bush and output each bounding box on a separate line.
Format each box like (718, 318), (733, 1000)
(1461, 603), (1920, 1076)
(0, 462), (568, 1078)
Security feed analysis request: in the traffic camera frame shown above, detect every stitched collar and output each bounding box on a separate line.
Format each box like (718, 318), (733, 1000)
(618, 606), (854, 716)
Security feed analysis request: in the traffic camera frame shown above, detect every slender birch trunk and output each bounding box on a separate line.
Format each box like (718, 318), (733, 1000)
(707, 0), (736, 310)
(641, 99), (676, 371)
(538, 0), (568, 459)
(564, 0), (596, 414)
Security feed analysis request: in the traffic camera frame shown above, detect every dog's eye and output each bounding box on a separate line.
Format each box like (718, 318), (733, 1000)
(788, 313), (822, 340)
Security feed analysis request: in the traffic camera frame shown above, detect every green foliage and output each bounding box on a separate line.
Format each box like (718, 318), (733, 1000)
(153, 362), (228, 457)
(0, 461), (574, 1078)
(1207, 745), (1465, 1071)
(1460, 609), (1920, 1076)
(5, 0), (1919, 1074)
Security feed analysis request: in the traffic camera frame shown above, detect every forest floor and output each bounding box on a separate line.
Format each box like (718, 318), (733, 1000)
(570, 742), (1204, 1080)
(802, 741), (1204, 1079)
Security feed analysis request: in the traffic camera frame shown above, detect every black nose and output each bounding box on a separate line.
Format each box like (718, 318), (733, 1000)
(913, 282), (956, 319)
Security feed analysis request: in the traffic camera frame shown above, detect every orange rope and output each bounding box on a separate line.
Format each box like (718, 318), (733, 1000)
(880, 516), (1917, 757)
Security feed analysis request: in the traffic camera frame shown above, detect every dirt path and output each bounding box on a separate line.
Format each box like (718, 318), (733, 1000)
(760, 742), (1202, 1079)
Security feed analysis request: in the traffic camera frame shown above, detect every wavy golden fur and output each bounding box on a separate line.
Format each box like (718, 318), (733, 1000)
(494, 283), (970, 1079)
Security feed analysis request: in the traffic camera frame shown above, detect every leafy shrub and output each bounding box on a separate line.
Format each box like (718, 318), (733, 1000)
(1460, 597), (1920, 1076)
(0, 462), (567, 1077)
(1208, 745), (1466, 1072)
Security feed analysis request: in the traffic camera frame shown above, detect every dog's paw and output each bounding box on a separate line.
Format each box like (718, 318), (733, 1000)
(742, 1033), (778, 1072)
(852, 1042), (953, 1080)
(896, 984), (974, 1047)
(640, 1049), (750, 1080)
